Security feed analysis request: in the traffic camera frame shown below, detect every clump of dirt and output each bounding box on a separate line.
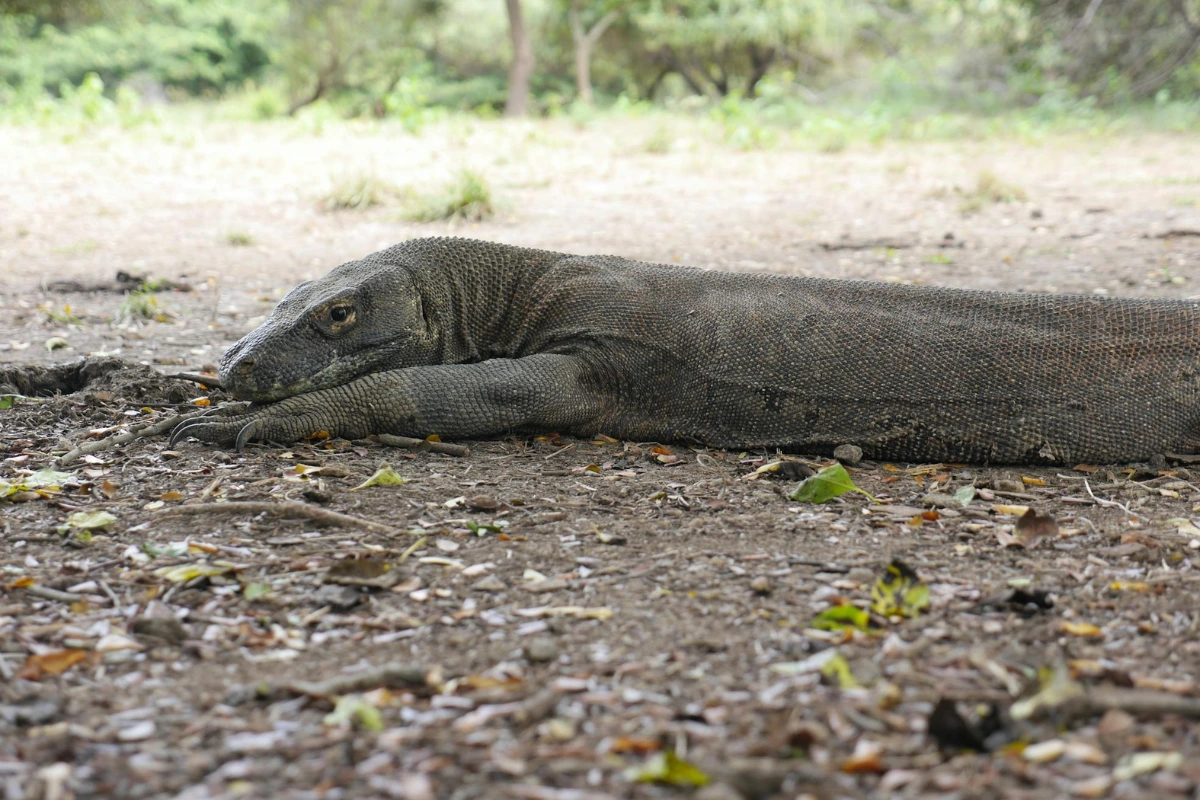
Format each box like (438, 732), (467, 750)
(0, 357), (195, 405)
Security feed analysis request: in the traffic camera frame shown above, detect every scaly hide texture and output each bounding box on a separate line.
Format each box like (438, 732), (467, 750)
(172, 237), (1200, 464)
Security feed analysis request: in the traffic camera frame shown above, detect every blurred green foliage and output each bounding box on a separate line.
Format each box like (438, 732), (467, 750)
(1, 0), (1198, 132)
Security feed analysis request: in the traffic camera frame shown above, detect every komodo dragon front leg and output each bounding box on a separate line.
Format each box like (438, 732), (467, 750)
(170, 354), (601, 451)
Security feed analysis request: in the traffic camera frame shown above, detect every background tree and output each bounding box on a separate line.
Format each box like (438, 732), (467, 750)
(504, 0), (534, 115)
(629, 0), (872, 98)
(568, 0), (619, 105)
(280, 0), (444, 115)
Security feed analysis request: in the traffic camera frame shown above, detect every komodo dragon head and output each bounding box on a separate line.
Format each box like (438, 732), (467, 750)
(218, 256), (438, 402)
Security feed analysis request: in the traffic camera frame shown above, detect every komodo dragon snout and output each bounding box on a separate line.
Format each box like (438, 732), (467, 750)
(219, 261), (437, 403)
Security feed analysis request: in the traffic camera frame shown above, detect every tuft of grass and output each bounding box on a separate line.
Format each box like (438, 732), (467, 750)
(959, 169), (1027, 213)
(118, 290), (171, 323)
(323, 170), (398, 212)
(40, 304), (83, 325)
(404, 169), (496, 223)
(816, 131), (848, 153)
(225, 230), (254, 246)
(642, 126), (673, 154)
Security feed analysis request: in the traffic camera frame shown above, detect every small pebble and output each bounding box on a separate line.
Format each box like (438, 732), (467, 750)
(117, 720), (155, 742)
(472, 575), (506, 592)
(467, 495), (500, 511)
(130, 617), (188, 645)
(833, 444), (863, 466)
(921, 492), (959, 508)
(524, 636), (558, 663)
(749, 576), (772, 595)
(313, 584), (362, 612)
(695, 783), (743, 800)
(1024, 738), (1066, 763)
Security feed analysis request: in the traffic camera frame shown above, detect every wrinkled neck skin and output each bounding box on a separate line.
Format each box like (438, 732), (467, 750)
(218, 238), (563, 402)
(403, 238), (563, 365)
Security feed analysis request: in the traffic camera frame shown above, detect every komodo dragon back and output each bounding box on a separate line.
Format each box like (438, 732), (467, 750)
(179, 236), (1200, 465)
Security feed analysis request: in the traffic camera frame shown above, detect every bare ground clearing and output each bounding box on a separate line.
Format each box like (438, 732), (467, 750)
(2, 118), (1200, 799)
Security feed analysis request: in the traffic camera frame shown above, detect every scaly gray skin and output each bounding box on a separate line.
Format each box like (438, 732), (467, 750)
(172, 236), (1200, 464)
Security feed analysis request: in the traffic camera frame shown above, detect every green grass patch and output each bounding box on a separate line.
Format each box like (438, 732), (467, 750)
(642, 126), (673, 154)
(224, 230), (255, 246)
(39, 304), (83, 325)
(404, 169), (496, 223)
(323, 170), (399, 212)
(958, 169), (1027, 214)
(118, 290), (171, 323)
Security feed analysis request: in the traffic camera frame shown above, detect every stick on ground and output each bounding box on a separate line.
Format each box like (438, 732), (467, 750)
(377, 433), (470, 457)
(167, 372), (226, 390)
(154, 500), (413, 536)
(57, 409), (210, 466)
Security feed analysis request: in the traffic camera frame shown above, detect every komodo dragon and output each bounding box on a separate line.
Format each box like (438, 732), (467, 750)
(171, 236), (1200, 464)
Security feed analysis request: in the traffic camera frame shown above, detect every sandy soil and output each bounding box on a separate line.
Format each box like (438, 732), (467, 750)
(2, 117), (1200, 800)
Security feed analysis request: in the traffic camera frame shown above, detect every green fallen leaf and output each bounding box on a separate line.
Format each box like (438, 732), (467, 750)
(1011, 666), (1086, 721)
(810, 604), (871, 632)
(466, 520), (508, 536)
(26, 468), (74, 488)
(0, 395), (17, 410)
(62, 510), (117, 531)
(789, 463), (876, 504)
(2, 467), (75, 498)
(324, 694), (384, 732)
(243, 583), (273, 600)
(142, 542), (190, 558)
(870, 559), (930, 619)
(153, 563), (233, 583)
(953, 485), (976, 507)
(820, 652), (860, 688)
(350, 464), (405, 491)
(629, 750), (710, 788)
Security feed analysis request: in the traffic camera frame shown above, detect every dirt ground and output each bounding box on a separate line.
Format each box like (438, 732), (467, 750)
(2, 117), (1200, 800)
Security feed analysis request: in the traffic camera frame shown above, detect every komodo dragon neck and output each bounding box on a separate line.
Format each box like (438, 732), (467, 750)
(395, 238), (565, 364)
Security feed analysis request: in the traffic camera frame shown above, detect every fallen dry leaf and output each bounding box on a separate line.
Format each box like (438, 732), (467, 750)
(19, 649), (89, 681)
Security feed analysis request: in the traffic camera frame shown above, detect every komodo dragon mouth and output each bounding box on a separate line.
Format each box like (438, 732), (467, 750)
(175, 235), (1200, 465)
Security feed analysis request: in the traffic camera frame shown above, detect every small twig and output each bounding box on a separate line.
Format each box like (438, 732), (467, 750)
(1083, 479), (1134, 515)
(167, 372), (225, 390)
(25, 585), (87, 604)
(285, 662), (432, 698)
(199, 475), (224, 500)
(544, 442), (577, 460)
(97, 580), (121, 607)
(376, 433), (469, 457)
(1068, 685), (1200, 720)
(57, 409), (209, 466)
(154, 501), (409, 535)
(399, 536), (428, 563)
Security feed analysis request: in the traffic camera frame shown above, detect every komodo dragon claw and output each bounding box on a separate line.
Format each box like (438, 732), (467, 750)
(169, 385), (376, 452)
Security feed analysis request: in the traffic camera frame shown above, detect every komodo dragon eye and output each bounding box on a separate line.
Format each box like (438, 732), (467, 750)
(320, 303), (356, 334)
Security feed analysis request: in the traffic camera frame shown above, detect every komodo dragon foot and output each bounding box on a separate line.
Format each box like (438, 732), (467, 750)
(170, 383), (382, 452)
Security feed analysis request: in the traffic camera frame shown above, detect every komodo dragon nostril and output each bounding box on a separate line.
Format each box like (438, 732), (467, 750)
(235, 358), (256, 375)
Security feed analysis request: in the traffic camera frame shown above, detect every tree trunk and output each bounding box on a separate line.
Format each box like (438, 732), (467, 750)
(745, 45), (776, 99)
(569, 0), (618, 106)
(504, 0), (535, 116)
